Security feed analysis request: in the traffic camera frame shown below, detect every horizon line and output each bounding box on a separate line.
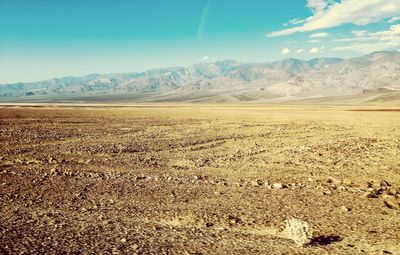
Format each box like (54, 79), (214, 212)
(1, 50), (398, 85)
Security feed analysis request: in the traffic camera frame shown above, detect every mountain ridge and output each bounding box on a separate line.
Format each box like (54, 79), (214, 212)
(1, 51), (400, 103)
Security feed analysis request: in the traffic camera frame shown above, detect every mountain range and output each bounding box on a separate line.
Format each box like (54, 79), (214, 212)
(1, 51), (400, 104)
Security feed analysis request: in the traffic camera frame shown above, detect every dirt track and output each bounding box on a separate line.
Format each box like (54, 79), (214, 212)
(1, 105), (400, 254)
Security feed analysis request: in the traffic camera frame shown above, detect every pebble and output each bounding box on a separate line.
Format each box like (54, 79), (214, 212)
(380, 180), (391, 188)
(272, 183), (283, 189)
(327, 176), (340, 184)
(384, 198), (399, 210)
(340, 205), (350, 212)
(206, 222), (214, 227)
(251, 179), (264, 187)
(387, 187), (398, 196)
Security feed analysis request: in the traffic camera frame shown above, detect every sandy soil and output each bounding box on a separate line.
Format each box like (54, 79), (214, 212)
(1, 105), (399, 254)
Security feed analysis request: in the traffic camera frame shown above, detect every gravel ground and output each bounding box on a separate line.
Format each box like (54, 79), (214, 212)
(1, 105), (399, 254)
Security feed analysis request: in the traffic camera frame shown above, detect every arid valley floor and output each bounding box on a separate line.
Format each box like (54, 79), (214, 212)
(1, 105), (400, 254)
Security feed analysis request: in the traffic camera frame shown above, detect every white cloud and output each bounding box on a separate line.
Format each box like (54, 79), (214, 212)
(267, 0), (400, 37)
(333, 24), (400, 52)
(297, 49), (305, 53)
(202, 56), (210, 61)
(369, 23), (400, 39)
(308, 39), (321, 43)
(283, 18), (306, 27)
(281, 48), (291, 55)
(267, 27), (302, 37)
(310, 32), (329, 38)
(285, 40), (298, 45)
(334, 37), (369, 42)
(289, 18), (306, 25)
(309, 46), (325, 53)
(351, 30), (369, 37)
(333, 30), (371, 42)
(307, 0), (331, 14)
(388, 16), (400, 23)
(333, 41), (399, 53)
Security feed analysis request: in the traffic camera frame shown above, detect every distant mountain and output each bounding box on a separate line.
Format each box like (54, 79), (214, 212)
(1, 51), (400, 103)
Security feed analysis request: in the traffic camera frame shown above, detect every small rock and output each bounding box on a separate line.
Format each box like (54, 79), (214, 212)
(340, 205), (350, 212)
(215, 227), (226, 231)
(272, 183), (283, 189)
(387, 187), (398, 196)
(368, 188), (384, 198)
(228, 215), (241, 224)
(323, 190), (332, 195)
(367, 181), (378, 188)
(120, 238), (127, 243)
(384, 198), (399, 210)
(327, 176), (340, 185)
(351, 182), (369, 190)
(380, 180), (391, 189)
(251, 179), (264, 187)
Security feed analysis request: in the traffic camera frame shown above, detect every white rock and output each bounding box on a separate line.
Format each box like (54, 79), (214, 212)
(272, 183), (283, 189)
(282, 218), (313, 246)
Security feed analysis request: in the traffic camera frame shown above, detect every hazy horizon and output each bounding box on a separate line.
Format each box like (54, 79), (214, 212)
(1, 50), (393, 85)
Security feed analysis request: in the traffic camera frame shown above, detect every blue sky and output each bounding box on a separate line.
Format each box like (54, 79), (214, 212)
(1, 0), (400, 83)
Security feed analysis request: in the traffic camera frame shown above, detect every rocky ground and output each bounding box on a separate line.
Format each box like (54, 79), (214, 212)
(0, 105), (399, 254)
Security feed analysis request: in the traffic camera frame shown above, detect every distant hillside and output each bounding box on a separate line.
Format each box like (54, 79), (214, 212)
(1, 51), (400, 103)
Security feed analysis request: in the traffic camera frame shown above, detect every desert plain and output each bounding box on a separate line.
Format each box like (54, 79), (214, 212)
(0, 105), (400, 254)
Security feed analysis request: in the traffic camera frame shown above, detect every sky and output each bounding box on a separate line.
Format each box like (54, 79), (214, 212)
(1, 0), (400, 83)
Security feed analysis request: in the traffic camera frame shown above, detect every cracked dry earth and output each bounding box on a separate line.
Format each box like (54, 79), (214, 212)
(1, 105), (400, 255)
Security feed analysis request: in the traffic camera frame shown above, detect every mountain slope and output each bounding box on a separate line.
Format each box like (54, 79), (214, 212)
(1, 51), (400, 103)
